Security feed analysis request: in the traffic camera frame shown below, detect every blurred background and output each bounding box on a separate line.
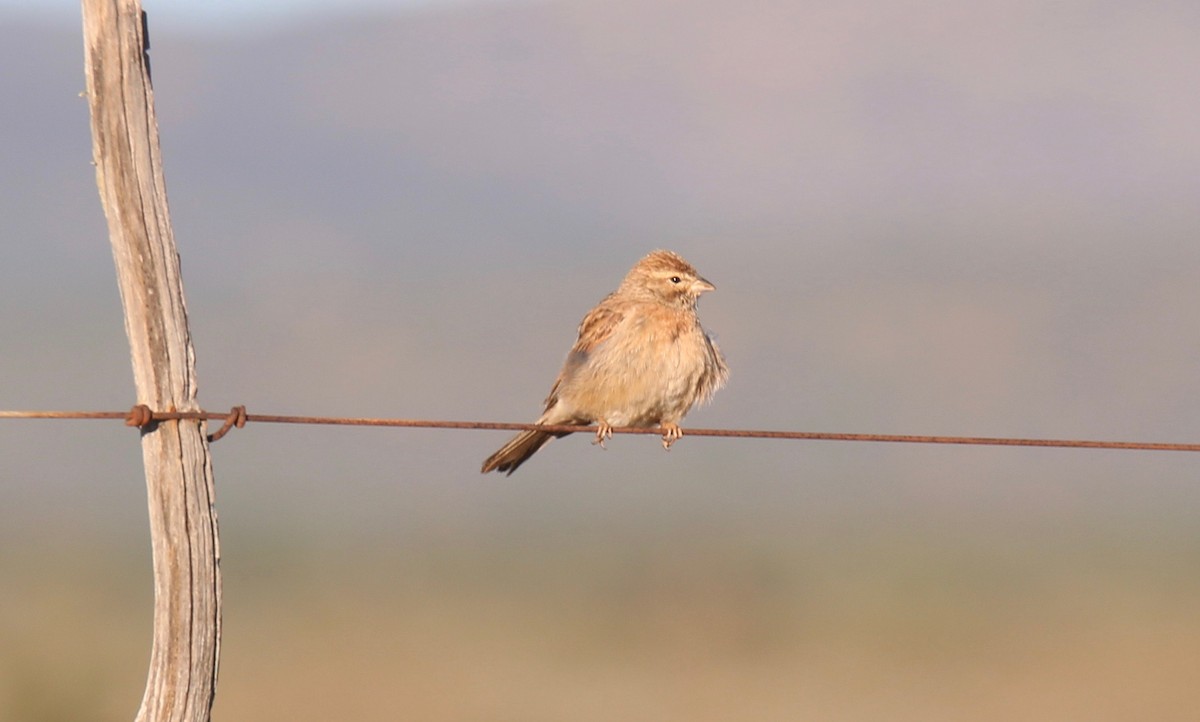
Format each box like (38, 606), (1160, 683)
(3, 0), (1200, 719)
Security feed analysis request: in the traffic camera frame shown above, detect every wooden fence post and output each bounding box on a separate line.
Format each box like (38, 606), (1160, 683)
(81, 2), (222, 720)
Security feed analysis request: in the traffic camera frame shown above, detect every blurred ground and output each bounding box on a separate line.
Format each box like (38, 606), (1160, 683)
(3, 515), (1200, 721)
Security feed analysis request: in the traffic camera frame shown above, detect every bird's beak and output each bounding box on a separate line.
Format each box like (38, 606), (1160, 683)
(692, 277), (715, 294)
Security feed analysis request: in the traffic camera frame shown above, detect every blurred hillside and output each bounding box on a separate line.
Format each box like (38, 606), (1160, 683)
(2, 0), (1200, 719)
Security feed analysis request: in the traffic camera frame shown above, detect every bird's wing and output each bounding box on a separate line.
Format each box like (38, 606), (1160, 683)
(694, 331), (730, 405)
(543, 296), (625, 410)
(572, 297), (626, 354)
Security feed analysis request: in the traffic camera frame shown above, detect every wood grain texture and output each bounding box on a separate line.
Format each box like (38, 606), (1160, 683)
(81, 2), (222, 720)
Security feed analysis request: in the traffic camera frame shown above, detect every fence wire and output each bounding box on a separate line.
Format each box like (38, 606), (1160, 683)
(2, 406), (1199, 452)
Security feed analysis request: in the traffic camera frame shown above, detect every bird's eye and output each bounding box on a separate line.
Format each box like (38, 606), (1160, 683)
(669, 276), (682, 284)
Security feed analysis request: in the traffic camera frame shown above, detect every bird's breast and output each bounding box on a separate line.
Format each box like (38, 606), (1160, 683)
(555, 309), (710, 426)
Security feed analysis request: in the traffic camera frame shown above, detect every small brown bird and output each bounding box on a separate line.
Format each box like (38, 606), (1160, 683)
(482, 250), (729, 475)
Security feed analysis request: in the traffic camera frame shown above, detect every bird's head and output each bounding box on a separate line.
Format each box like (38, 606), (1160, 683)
(620, 250), (715, 307)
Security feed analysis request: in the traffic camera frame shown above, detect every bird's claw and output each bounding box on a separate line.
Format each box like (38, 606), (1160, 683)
(593, 421), (614, 449)
(661, 423), (683, 450)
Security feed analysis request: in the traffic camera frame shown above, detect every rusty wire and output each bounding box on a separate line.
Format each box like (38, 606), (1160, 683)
(1, 406), (1199, 452)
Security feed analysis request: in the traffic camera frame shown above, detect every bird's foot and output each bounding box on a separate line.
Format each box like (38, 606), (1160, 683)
(592, 421), (614, 449)
(661, 423), (683, 450)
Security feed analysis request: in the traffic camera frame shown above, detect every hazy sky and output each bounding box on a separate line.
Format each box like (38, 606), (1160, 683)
(3, 0), (1198, 540)
(1, 0), (484, 28)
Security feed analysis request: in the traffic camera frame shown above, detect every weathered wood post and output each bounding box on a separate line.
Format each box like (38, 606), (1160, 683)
(81, 1), (222, 720)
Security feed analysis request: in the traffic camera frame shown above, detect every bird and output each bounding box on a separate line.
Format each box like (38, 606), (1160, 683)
(482, 250), (729, 475)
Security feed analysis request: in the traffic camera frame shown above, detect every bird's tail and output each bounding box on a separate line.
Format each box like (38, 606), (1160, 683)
(481, 427), (570, 475)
